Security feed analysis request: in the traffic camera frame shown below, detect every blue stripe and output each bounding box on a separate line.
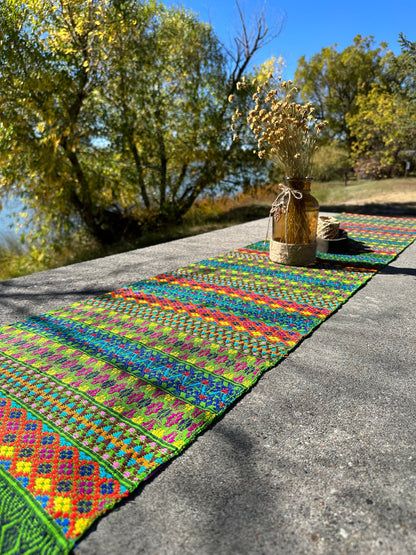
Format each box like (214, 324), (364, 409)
(14, 316), (245, 414)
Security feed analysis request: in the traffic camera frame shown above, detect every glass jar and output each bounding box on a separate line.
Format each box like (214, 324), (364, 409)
(272, 177), (319, 245)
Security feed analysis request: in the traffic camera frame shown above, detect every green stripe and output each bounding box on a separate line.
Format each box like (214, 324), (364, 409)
(0, 465), (71, 555)
(14, 317), (243, 414)
(59, 303), (256, 377)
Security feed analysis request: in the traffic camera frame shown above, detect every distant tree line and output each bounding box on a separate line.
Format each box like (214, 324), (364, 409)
(294, 34), (416, 181)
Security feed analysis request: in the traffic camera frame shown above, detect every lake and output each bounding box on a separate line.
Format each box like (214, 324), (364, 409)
(0, 196), (28, 246)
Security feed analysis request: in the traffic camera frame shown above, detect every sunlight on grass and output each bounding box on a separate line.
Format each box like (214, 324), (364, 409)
(313, 177), (416, 205)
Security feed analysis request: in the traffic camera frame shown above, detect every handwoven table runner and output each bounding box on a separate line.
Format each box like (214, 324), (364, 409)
(0, 213), (415, 553)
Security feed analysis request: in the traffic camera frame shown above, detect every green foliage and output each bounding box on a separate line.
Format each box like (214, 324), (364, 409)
(397, 34), (416, 101)
(294, 35), (392, 147)
(347, 85), (416, 179)
(0, 233), (51, 279)
(311, 144), (351, 182)
(295, 34), (416, 180)
(0, 0), (278, 246)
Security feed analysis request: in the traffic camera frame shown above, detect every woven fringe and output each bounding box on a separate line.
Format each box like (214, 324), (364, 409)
(269, 240), (317, 267)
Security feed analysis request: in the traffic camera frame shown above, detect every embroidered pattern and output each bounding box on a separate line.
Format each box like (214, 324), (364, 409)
(0, 213), (415, 553)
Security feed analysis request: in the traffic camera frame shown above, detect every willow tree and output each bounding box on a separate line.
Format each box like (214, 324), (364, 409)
(0, 0), (281, 244)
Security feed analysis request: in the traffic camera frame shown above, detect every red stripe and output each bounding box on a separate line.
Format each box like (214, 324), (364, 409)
(111, 289), (302, 345)
(153, 274), (331, 318)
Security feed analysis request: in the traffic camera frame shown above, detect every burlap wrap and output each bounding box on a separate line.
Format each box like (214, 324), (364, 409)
(269, 240), (317, 267)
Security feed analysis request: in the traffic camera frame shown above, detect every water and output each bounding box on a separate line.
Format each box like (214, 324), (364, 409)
(0, 196), (28, 246)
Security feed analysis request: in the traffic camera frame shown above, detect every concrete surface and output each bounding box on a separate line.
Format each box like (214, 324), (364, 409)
(0, 217), (415, 554)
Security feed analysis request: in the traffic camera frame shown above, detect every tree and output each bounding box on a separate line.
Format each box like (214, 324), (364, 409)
(0, 0), (119, 243)
(294, 35), (392, 147)
(345, 35), (416, 178)
(346, 86), (416, 178)
(397, 33), (416, 101)
(0, 0), (282, 245)
(396, 34), (416, 172)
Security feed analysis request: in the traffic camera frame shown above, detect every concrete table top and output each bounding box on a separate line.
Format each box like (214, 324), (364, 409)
(0, 216), (415, 554)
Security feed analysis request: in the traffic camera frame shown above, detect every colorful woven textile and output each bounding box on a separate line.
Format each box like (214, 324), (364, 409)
(0, 213), (415, 553)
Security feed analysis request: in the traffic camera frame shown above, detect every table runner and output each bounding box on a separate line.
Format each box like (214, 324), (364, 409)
(0, 213), (415, 553)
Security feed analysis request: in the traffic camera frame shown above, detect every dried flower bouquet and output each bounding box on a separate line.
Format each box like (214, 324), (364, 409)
(229, 75), (327, 247)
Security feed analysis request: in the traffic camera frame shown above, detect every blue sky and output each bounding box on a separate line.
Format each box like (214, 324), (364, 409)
(165, 0), (415, 79)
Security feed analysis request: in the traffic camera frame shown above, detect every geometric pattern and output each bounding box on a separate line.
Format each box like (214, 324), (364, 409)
(0, 465), (68, 555)
(0, 394), (128, 548)
(0, 213), (415, 553)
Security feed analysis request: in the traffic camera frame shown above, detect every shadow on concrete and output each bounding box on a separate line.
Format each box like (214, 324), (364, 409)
(0, 282), (111, 324)
(70, 421), (284, 554)
(0, 283), (110, 297)
(70, 344), (416, 554)
(380, 265), (416, 277)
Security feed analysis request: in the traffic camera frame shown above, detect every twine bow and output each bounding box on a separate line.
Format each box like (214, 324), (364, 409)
(265, 182), (304, 246)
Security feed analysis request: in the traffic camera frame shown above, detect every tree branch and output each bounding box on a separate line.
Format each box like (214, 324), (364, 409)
(127, 135), (151, 209)
(155, 123), (168, 209)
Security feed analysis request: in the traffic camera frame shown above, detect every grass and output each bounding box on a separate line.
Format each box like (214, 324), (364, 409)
(0, 233), (71, 280)
(313, 176), (416, 206)
(1, 175), (415, 281)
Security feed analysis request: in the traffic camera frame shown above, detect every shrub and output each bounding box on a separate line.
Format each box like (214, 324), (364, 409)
(311, 144), (351, 181)
(354, 156), (401, 180)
